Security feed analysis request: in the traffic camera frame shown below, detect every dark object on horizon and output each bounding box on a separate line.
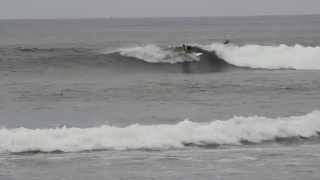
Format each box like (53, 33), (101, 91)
(223, 40), (230, 44)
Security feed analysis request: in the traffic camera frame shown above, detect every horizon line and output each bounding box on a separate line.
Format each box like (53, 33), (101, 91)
(1, 13), (320, 20)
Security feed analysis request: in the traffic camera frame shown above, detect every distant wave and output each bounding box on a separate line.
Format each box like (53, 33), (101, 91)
(1, 111), (320, 153)
(105, 43), (320, 70)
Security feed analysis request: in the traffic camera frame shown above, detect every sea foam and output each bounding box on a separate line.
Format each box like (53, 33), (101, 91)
(1, 111), (320, 153)
(117, 44), (200, 63)
(203, 43), (320, 70)
(114, 43), (320, 70)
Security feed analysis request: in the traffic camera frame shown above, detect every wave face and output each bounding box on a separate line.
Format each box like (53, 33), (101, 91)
(203, 43), (320, 70)
(1, 111), (320, 153)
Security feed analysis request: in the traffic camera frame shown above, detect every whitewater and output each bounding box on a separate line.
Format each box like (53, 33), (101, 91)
(114, 43), (320, 70)
(1, 111), (319, 153)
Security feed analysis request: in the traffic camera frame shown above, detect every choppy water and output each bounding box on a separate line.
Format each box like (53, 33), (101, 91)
(1, 15), (320, 180)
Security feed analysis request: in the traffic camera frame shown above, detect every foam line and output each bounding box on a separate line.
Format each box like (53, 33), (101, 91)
(1, 111), (320, 153)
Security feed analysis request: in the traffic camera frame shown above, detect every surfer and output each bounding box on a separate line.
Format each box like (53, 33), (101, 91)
(182, 44), (192, 53)
(186, 46), (192, 53)
(182, 44), (186, 51)
(223, 40), (230, 45)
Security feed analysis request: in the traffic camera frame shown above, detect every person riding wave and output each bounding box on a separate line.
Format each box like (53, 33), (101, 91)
(224, 40), (230, 45)
(182, 44), (192, 53)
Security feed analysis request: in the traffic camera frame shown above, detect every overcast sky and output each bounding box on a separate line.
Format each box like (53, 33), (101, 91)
(1, 0), (320, 19)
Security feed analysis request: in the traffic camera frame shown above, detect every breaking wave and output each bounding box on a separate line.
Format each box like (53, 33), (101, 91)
(110, 44), (201, 63)
(202, 43), (320, 70)
(107, 43), (320, 70)
(1, 111), (320, 153)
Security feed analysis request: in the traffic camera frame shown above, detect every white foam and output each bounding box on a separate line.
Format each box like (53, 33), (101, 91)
(108, 43), (320, 69)
(203, 43), (320, 69)
(116, 45), (199, 63)
(1, 111), (320, 153)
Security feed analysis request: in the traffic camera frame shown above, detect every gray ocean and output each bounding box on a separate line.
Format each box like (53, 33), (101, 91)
(1, 15), (320, 180)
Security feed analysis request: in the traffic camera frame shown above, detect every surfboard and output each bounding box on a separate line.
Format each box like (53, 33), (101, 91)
(194, 53), (203, 57)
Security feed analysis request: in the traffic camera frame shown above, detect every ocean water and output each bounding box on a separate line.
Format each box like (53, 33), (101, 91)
(1, 15), (320, 180)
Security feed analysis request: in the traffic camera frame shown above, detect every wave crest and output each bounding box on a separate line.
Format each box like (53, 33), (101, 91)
(104, 43), (320, 70)
(203, 43), (320, 70)
(1, 111), (320, 153)
(110, 44), (201, 63)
